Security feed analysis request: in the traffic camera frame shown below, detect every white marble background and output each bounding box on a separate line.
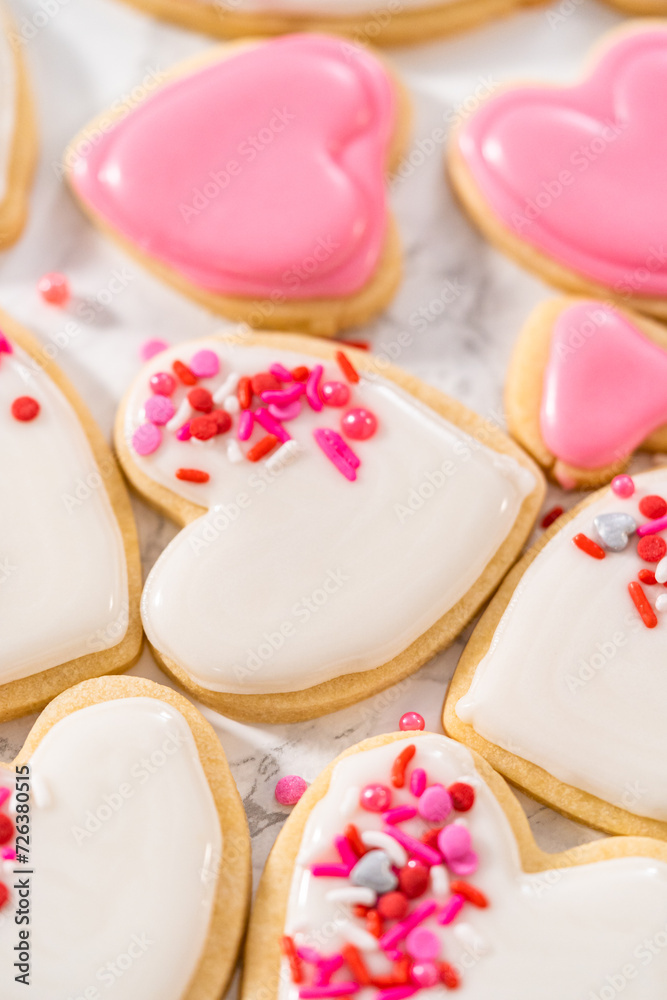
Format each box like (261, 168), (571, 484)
(0, 0), (637, 951)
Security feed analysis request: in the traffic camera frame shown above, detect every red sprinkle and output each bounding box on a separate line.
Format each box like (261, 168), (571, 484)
(176, 468), (210, 483)
(390, 745), (416, 788)
(0, 882), (8, 910)
(628, 581), (658, 629)
(377, 891), (409, 921)
(238, 376), (253, 410)
(188, 386), (213, 412)
(210, 409), (232, 434)
(251, 372), (281, 396)
(189, 415), (218, 441)
(639, 569), (657, 586)
(449, 782), (475, 812)
(366, 909), (382, 938)
(172, 359), (197, 385)
(335, 350), (360, 384)
(541, 505), (564, 529)
(638, 535), (667, 563)
(392, 956), (412, 985)
(439, 962), (461, 989)
(11, 396), (40, 422)
(291, 366), (310, 382)
(573, 533), (605, 560)
(353, 904), (370, 919)
(247, 434), (279, 462)
(341, 944), (370, 986)
(639, 495), (667, 520)
(450, 880), (488, 908)
(398, 860), (429, 899)
(337, 339), (370, 351)
(0, 814), (13, 845)
(281, 935), (303, 984)
(421, 828), (442, 850)
(344, 823), (368, 858)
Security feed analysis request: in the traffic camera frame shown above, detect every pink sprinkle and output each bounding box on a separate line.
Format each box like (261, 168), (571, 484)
(270, 363), (294, 382)
(321, 381), (350, 408)
(335, 835), (358, 870)
(256, 407), (290, 443)
(313, 428), (360, 482)
(149, 372), (176, 396)
(383, 806), (417, 825)
(238, 410), (254, 441)
(140, 338), (169, 361)
(311, 864), (353, 878)
(376, 988), (418, 1000)
(438, 893), (465, 925)
(383, 826), (441, 866)
(418, 785), (452, 824)
(299, 986), (359, 999)
(269, 400), (302, 421)
(189, 349), (220, 378)
(1, 847), (16, 861)
(275, 775), (308, 806)
(0, 333), (12, 354)
(438, 824), (470, 862)
(176, 422), (191, 441)
(144, 394), (175, 426)
(37, 271), (70, 306)
(611, 474), (635, 499)
(262, 384), (304, 406)
(406, 927), (440, 962)
(298, 946), (322, 965)
(314, 955), (344, 986)
(0, 788), (10, 807)
(379, 900), (437, 951)
(637, 514), (667, 537)
(410, 769), (426, 798)
(132, 423), (161, 456)
(447, 850), (479, 876)
(306, 364), (324, 411)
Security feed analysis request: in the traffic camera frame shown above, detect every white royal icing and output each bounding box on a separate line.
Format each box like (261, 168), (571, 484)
(281, 733), (667, 999)
(0, 24), (15, 204)
(125, 338), (535, 695)
(0, 698), (221, 999)
(457, 468), (667, 822)
(0, 342), (129, 684)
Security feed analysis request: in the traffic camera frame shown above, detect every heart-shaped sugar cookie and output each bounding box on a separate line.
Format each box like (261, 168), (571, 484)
(0, 676), (250, 1000)
(243, 731), (667, 1000)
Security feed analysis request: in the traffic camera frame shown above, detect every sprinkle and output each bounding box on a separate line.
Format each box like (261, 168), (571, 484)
(391, 745), (416, 788)
(188, 386), (214, 412)
(656, 594), (667, 612)
(360, 784), (392, 813)
(611, 474), (635, 498)
(11, 396), (40, 422)
(37, 271), (70, 306)
(344, 824), (368, 858)
(256, 407), (291, 443)
(132, 423), (161, 455)
(438, 893), (465, 925)
(0, 883), (9, 910)
(176, 422), (191, 441)
(247, 434), (280, 462)
(321, 381), (351, 407)
(628, 581), (658, 629)
(315, 955), (345, 987)
(341, 408), (378, 441)
(375, 987), (418, 1000)
(398, 860), (429, 899)
(313, 428), (360, 481)
(448, 782), (475, 812)
(270, 363), (294, 382)
(366, 909), (382, 938)
(292, 365), (310, 382)
(306, 365), (324, 411)
(326, 886), (376, 906)
(335, 835), (359, 870)
(210, 409), (232, 434)
(657, 555), (667, 584)
(224, 395), (240, 415)
(213, 371), (241, 405)
(166, 397), (192, 432)
(361, 831), (407, 867)
(572, 533), (605, 559)
(252, 372), (281, 396)
(0, 333), (13, 354)
(0, 814), (13, 845)
(383, 806), (417, 825)
(637, 514), (667, 537)
(385, 827), (440, 867)
(339, 923), (380, 952)
(311, 863), (354, 878)
(237, 376), (253, 409)
(438, 823), (470, 863)
(275, 775), (308, 806)
(266, 440), (302, 473)
(227, 440), (243, 463)
(640, 495), (667, 520)
(639, 569), (657, 585)
(377, 891), (409, 921)
(189, 415), (219, 441)
(405, 927), (439, 962)
(269, 400), (302, 421)
(450, 880), (488, 908)
(299, 985), (359, 998)
(262, 384), (304, 406)
(417, 785), (452, 824)
(0, 788), (10, 807)
(281, 936), (303, 984)
(144, 394), (175, 426)
(541, 505), (564, 529)
(238, 410), (254, 441)
(172, 359), (197, 385)
(140, 338), (168, 361)
(399, 712), (425, 732)
(338, 339), (370, 351)
(439, 962), (460, 989)
(1, 848), (15, 861)
(341, 945), (370, 986)
(637, 535), (667, 563)
(189, 349), (220, 378)
(335, 350), (360, 384)
(410, 769), (426, 797)
(149, 372), (176, 396)
(379, 900), (437, 951)
(176, 468), (209, 483)
(429, 865), (450, 898)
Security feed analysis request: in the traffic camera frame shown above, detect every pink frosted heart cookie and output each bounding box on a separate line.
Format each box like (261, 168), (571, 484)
(505, 297), (667, 489)
(64, 34), (410, 337)
(449, 26), (667, 320)
(243, 730), (667, 1000)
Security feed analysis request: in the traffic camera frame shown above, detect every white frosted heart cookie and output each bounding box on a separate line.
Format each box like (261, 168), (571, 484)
(243, 730), (667, 1000)
(0, 5), (36, 247)
(0, 312), (142, 722)
(115, 331), (543, 722)
(445, 467), (667, 838)
(0, 675), (251, 999)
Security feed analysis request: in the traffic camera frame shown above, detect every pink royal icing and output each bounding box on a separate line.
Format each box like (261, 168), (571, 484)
(540, 301), (667, 469)
(457, 30), (667, 297)
(69, 35), (396, 300)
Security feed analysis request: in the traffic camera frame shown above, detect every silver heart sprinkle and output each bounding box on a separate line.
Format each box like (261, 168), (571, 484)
(350, 849), (397, 894)
(593, 512), (637, 552)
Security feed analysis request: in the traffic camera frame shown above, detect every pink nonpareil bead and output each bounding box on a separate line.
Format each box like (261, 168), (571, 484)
(144, 394), (175, 426)
(611, 474), (635, 499)
(360, 783), (392, 813)
(405, 927), (440, 962)
(438, 823), (470, 862)
(176, 422), (191, 441)
(275, 775), (307, 806)
(418, 785), (452, 824)
(321, 381), (350, 407)
(410, 768), (426, 798)
(268, 400), (302, 421)
(410, 962), (440, 988)
(399, 712), (425, 732)
(132, 423), (161, 456)
(448, 850), (479, 876)
(140, 338), (169, 361)
(37, 271), (70, 306)
(341, 407), (378, 441)
(189, 349), (220, 378)
(149, 372), (176, 396)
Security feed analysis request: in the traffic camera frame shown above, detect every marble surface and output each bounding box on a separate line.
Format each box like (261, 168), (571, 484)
(1, 0), (642, 962)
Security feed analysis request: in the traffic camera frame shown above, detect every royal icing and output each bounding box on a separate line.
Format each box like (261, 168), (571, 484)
(456, 30), (667, 297)
(0, 338), (129, 684)
(0, 698), (221, 998)
(68, 35), (396, 300)
(280, 734), (667, 999)
(123, 337), (535, 695)
(540, 301), (667, 469)
(457, 468), (667, 822)
(0, 24), (15, 204)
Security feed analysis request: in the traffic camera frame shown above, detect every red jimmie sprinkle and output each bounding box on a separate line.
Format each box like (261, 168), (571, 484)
(344, 823), (367, 858)
(392, 956), (412, 985)
(366, 908), (382, 938)
(247, 434), (279, 462)
(638, 535), (667, 563)
(450, 880), (489, 908)
(541, 505), (564, 529)
(11, 396), (40, 422)
(573, 533), (606, 560)
(0, 882), (9, 910)
(291, 366), (310, 382)
(353, 904), (370, 919)
(639, 495), (667, 520)
(172, 359), (197, 385)
(336, 339), (370, 351)
(187, 386), (213, 412)
(341, 944), (370, 986)
(390, 744), (416, 788)
(0, 814), (14, 845)
(335, 350), (360, 384)
(175, 468), (210, 483)
(628, 581), (658, 629)
(237, 376), (253, 410)
(639, 569), (657, 586)
(439, 962), (461, 989)
(421, 827), (442, 850)
(449, 781), (475, 812)
(280, 936), (303, 984)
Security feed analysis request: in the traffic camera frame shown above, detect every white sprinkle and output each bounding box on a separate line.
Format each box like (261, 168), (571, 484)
(31, 775), (51, 809)
(326, 887), (376, 906)
(223, 395), (240, 415)
(213, 372), (240, 404)
(656, 555), (667, 585)
(338, 922), (379, 952)
(266, 440), (301, 473)
(361, 830), (407, 867)
(454, 922), (489, 955)
(227, 440), (244, 464)
(656, 594), (667, 612)
(430, 864), (450, 897)
(166, 397), (192, 432)
(340, 786), (360, 818)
